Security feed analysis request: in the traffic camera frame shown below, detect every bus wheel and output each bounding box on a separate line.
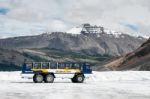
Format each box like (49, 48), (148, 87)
(76, 74), (84, 83)
(71, 78), (77, 83)
(44, 74), (54, 83)
(33, 74), (43, 83)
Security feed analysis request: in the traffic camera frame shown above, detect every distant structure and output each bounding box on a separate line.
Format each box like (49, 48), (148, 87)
(81, 23), (104, 34)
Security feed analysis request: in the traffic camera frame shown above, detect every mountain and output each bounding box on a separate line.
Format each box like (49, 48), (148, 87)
(0, 48), (33, 71)
(0, 24), (146, 56)
(103, 38), (150, 70)
(0, 23), (147, 71)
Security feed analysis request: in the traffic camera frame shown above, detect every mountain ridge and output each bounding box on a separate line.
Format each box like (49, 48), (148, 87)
(103, 38), (150, 70)
(0, 24), (146, 56)
(0, 23), (147, 71)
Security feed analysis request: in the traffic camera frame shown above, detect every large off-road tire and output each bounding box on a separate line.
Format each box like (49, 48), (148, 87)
(44, 74), (54, 83)
(33, 74), (44, 83)
(72, 74), (84, 83)
(71, 78), (77, 83)
(75, 74), (84, 83)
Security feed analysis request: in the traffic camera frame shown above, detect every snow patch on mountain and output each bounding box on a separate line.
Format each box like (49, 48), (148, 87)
(66, 23), (124, 38)
(67, 27), (83, 34)
(66, 23), (148, 39)
(104, 29), (123, 38)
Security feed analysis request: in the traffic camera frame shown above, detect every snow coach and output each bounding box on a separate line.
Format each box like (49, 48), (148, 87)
(21, 62), (92, 83)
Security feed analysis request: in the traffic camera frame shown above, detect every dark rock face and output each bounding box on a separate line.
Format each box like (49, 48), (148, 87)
(104, 38), (150, 70)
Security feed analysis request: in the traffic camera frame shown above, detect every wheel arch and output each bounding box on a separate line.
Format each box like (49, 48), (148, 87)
(47, 72), (55, 78)
(33, 71), (55, 78)
(74, 72), (85, 78)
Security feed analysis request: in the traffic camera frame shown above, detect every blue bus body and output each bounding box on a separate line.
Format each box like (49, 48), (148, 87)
(21, 62), (92, 83)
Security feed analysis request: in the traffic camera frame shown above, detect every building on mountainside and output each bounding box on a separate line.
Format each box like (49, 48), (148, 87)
(81, 23), (104, 34)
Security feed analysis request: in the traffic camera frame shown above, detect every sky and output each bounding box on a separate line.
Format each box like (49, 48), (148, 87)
(0, 0), (150, 38)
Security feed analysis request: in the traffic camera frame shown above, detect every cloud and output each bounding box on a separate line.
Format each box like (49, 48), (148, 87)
(126, 24), (139, 31)
(120, 22), (139, 32)
(0, 0), (150, 38)
(64, 0), (150, 37)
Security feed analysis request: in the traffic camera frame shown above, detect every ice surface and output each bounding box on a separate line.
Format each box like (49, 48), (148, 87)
(0, 71), (150, 99)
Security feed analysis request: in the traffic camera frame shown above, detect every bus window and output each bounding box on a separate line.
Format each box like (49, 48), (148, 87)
(58, 63), (65, 69)
(65, 63), (72, 69)
(34, 63), (41, 69)
(26, 63), (33, 69)
(42, 63), (49, 69)
(72, 63), (80, 69)
(86, 65), (90, 69)
(50, 63), (57, 69)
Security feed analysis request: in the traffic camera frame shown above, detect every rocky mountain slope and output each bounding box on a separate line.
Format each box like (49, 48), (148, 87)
(103, 38), (150, 70)
(0, 24), (146, 56)
(0, 23), (147, 71)
(0, 48), (33, 70)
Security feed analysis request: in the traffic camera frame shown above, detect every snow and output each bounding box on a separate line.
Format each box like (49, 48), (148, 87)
(66, 25), (123, 38)
(0, 71), (150, 99)
(67, 27), (83, 34)
(104, 29), (123, 38)
(66, 24), (148, 39)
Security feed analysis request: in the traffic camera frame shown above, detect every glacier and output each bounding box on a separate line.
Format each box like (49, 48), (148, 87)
(0, 71), (150, 99)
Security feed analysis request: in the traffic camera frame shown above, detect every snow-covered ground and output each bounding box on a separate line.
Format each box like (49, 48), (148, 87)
(0, 71), (150, 99)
